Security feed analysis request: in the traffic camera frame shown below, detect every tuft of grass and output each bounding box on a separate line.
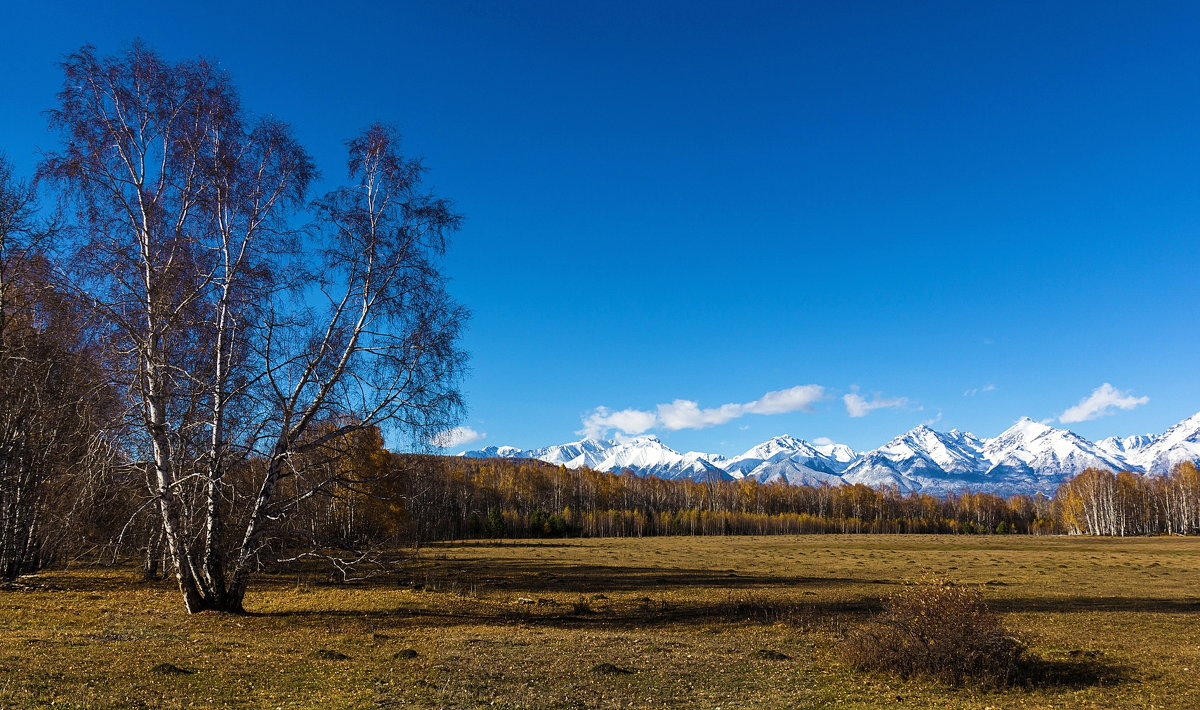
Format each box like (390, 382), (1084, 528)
(149, 662), (193, 675)
(751, 649), (791, 660)
(591, 662), (633, 674)
(312, 649), (350, 660)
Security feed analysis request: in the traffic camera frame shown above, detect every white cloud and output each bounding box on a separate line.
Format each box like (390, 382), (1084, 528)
(812, 436), (835, 446)
(921, 409), (944, 427)
(742, 385), (827, 415)
(579, 407), (658, 439)
(1058, 383), (1149, 424)
(578, 384), (826, 438)
(963, 384), (997, 397)
(657, 399), (745, 430)
(430, 426), (486, 448)
(843, 391), (909, 418)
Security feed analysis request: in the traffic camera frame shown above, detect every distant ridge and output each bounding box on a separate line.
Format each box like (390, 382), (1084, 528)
(460, 412), (1200, 495)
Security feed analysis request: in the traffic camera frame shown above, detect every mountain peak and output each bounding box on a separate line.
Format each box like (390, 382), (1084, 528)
(620, 434), (664, 445)
(884, 423), (942, 447)
(768, 433), (804, 444)
(757, 433), (811, 451)
(999, 417), (1054, 438)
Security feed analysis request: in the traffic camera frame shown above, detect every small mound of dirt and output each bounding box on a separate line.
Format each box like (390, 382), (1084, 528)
(1067, 649), (1104, 658)
(752, 649), (791, 661)
(150, 662), (194, 675)
(313, 649), (350, 660)
(591, 662), (633, 675)
(393, 649), (419, 659)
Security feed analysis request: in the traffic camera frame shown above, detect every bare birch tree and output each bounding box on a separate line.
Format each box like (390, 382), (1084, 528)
(43, 43), (465, 612)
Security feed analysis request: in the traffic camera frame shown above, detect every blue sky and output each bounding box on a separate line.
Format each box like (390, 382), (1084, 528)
(3, 1), (1198, 454)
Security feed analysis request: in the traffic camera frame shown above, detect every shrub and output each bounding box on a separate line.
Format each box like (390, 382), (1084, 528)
(840, 578), (1031, 687)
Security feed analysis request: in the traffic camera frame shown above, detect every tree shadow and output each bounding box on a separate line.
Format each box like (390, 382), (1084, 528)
(992, 595), (1200, 614)
(402, 558), (876, 594)
(3, 569), (170, 594)
(427, 541), (583, 548)
(1020, 655), (1136, 690)
(255, 586), (884, 633)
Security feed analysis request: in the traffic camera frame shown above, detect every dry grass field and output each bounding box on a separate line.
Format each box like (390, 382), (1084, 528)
(1, 534), (1198, 709)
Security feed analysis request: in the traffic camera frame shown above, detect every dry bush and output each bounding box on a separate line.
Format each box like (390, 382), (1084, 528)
(841, 578), (1032, 687)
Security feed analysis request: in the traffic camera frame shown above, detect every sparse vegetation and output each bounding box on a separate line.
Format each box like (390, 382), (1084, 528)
(0, 535), (1192, 708)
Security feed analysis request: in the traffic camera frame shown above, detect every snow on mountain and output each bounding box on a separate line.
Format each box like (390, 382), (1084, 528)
(1096, 434), (1158, 459)
(1125, 411), (1200, 475)
(814, 442), (858, 466)
(459, 445), (525, 459)
(841, 425), (987, 493)
(690, 451), (730, 468)
(594, 436), (734, 482)
(458, 436), (732, 482)
(723, 435), (853, 486)
(524, 438), (613, 469)
(981, 417), (1127, 483)
(458, 411), (1200, 494)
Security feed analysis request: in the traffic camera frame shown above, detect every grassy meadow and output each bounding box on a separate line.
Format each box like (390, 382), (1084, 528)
(1, 534), (1198, 709)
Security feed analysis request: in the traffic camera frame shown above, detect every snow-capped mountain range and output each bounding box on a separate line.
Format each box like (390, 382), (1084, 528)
(460, 412), (1200, 495)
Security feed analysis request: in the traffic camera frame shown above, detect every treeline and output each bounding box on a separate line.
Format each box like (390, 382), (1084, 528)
(1054, 465), (1200, 536)
(382, 456), (1053, 539)
(328, 455), (1200, 543)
